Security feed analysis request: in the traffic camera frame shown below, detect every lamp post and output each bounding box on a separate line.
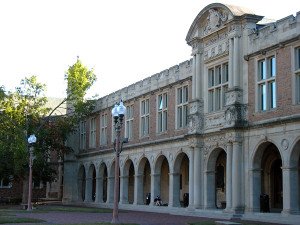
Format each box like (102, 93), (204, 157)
(111, 101), (127, 224)
(27, 134), (36, 211)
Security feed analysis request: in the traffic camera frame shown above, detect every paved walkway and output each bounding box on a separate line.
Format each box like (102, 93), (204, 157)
(1, 204), (282, 225)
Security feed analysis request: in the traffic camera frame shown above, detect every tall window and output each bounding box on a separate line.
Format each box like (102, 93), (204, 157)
(140, 99), (150, 137)
(100, 114), (107, 146)
(177, 86), (189, 129)
(125, 104), (134, 140)
(158, 93), (168, 133)
(0, 177), (11, 188)
(295, 47), (300, 104)
(208, 63), (229, 112)
(89, 117), (96, 148)
(257, 56), (276, 111)
(79, 121), (86, 150)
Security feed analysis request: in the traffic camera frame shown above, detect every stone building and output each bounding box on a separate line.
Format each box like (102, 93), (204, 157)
(63, 3), (300, 223)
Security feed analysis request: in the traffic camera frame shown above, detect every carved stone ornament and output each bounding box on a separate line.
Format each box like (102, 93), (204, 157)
(169, 153), (173, 162)
(281, 139), (289, 151)
(204, 9), (228, 36)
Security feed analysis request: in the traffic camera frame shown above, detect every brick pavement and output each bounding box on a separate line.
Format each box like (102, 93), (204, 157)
(1, 204), (281, 225)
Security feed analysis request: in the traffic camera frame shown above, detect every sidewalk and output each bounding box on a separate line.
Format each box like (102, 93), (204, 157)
(1, 204), (282, 225)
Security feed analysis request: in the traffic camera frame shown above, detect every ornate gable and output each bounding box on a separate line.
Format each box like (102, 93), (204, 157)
(186, 3), (254, 44)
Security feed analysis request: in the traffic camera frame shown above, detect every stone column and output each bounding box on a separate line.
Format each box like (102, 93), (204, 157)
(225, 143), (233, 211)
(204, 170), (215, 209)
(188, 149), (194, 208)
(282, 167), (299, 214)
(192, 54), (196, 99)
(232, 141), (243, 212)
(195, 53), (202, 99)
(229, 38), (234, 88)
(106, 176), (114, 203)
(134, 174), (143, 205)
(233, 35), (240, 88)
(119, 175), (129, 204)
(84, 178), (92, 202)
(95, 177), (103, 203)
(169, 172), (180, 207)
(194, 147), (202, 208)
(249, 168), (261, 212)
(150, 173), (160, 206)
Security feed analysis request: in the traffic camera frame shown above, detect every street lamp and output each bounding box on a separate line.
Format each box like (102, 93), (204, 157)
(111, 101), (127, 224)
(27, 134), (36, 211)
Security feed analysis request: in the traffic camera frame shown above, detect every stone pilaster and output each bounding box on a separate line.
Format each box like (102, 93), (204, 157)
(95, 177), (103, 203)
(282, 167), (300, 215)
(133, 174), (143, 205)
(119, 175), (129, 204)
(188, 99), (204, 134)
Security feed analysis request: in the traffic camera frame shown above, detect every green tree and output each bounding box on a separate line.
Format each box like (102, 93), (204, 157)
(0, 58), (97, 203)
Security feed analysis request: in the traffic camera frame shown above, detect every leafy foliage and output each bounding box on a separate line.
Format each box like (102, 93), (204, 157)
(0, 59), (97, 187)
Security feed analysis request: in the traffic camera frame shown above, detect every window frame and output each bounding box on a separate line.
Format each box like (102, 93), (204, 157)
(100, 113), (108, 146)
(125, 104), (134, 140)
(257, 56), (277, 111)
(294, 46), (300, 105)
(157, 92), (168, 133)
(79, 121), (86, 150)
(207, 63), (229, 113)
(140, 98), (150, 137)
(0, 177), (12, 188)
(176, 85), (189, 129)
(89, 117), (96, 148)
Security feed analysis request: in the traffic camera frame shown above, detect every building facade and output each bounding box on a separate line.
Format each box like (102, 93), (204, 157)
(63, 3), (300, 223)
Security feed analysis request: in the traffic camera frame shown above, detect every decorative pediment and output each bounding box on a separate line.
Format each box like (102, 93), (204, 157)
(186, 3), (255, 44)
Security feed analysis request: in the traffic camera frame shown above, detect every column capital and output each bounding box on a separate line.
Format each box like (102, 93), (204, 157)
(281, 167), (298, 171)
(150, 173), (160, 177)
(204, 170), (215, 175)
(169, 172), (180, 176)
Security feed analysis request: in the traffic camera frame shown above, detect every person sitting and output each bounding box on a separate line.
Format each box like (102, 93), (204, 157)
(154, 195), (162, 206)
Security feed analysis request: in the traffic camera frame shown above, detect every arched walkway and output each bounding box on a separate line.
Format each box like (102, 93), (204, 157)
(108, 161), (120, 204)
(205, 148), (226, 209)
(86, 164), (96, 202)
(284, 139), (300, 214)
(96, 162), (107, 203)
(136, 157), (151, 205)
(153, 155), (169, 205)
(172, 152), (189, 207)
(251, 142), (283, 212)
(120, 159), (134, 204)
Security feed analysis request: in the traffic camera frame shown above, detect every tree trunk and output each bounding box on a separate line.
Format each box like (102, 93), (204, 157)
(22, 177), (29, 204)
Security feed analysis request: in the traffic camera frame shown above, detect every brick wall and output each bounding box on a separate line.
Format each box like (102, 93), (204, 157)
(82, 80), (192, 153)
(248, 45), (300, 123)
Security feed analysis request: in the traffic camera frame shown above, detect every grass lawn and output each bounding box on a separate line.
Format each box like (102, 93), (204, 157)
(189, 222), (274, 225)
(1, 206), (114, 213)
(0, 217), (45, 224)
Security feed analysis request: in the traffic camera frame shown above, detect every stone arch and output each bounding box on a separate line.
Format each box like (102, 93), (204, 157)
(121, 159), (135, 204)
(97, 162), (108, 203)
(285, 137), (300, 213)
(172, 151), (189, 207)
(153, 154), (169, 204)
(136, 156), (151, 205)
(77, 164), (86, 202)
(251, 141), (283, 212)
(108, 159), (120, 203)
(204, 147), (226, 209)
(86, 164), (96, 202)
